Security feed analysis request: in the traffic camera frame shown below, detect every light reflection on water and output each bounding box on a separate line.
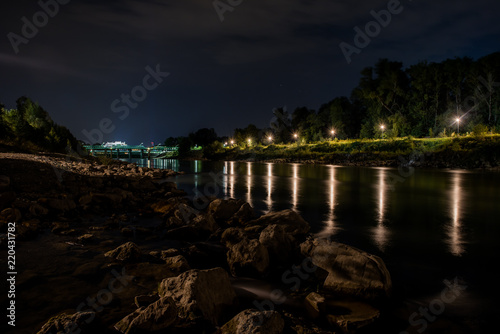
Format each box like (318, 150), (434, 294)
(129, 159), (487, 258)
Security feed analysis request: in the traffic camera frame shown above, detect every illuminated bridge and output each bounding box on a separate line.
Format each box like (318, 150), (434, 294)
(82, 144), (178, 159)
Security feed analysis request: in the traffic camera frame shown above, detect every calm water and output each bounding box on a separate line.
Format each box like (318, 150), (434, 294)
(131, 158), (500, 332)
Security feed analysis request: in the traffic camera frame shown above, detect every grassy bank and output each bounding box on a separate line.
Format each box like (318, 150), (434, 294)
(205, 135), (500, 168)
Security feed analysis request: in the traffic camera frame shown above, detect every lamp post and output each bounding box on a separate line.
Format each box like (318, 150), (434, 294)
(380, 124), (385, 138)
(330, 129), (335, 139)
(455, 118), (460, 135)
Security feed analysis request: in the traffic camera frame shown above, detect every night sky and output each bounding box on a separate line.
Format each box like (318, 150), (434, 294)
(1, 0), (499, 145)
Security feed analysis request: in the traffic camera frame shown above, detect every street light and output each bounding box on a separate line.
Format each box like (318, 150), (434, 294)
(293, 133), (298, 139)
(330, 129), (335, 138)
(268, 135), (273, 142)
(455, 118), (460, 134)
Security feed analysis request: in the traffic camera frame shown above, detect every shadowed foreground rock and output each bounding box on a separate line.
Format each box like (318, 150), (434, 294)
(158, 267), (237, 325)
(36, 312), (96, 334)
(301, 238), (392, 299)
(114, 297), (178, 334)
(220, 309), (284, 334)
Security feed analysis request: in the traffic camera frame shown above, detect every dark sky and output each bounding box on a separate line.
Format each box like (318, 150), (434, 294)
(1, 0), (499, 145)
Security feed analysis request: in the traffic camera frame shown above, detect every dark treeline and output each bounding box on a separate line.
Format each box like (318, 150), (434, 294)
(167, 52), (500, 149)
(0, 96), (79, 152)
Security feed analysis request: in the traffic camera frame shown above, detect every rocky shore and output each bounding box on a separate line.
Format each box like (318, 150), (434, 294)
(1, 152), (396, 333)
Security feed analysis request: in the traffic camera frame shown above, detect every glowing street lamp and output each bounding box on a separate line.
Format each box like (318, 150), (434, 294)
(330, 129), (335, 137)
(455, 118), (461, 134)
(247, 138), (252, 145)
(380, 124), (385, 131)
(230, 140), (234, 145)
(268, 135), (273, 142)
(293, 133), (298, 140)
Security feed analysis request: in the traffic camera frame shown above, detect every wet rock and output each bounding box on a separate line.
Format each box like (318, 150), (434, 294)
(105, 242), (142, 262)
(304, 292), (326, 319)
(36, 311), (96, 334)
(247, 209), (310, 236)
(164, 255), (190, 273)
(325, 300), (380, 332)
(158, 267), (237, 325)
(208, 198), (246, 223)
(301, 238), (392, 300)
(227, 238), (269, 277)
(114, 297), (178, 333)
(259, 224), (295, 265)
(220, 309), (284, 334)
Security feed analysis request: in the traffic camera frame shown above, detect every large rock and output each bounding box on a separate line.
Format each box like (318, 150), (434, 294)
(326, 300), (380, 332)
(158, 267), (237, 325)
(164, 255), (190, 273)
(220, 227), (246, 248)
(208, 198), (246, 223)
(220, 309), (284, 334)
(301, 238), (392, 299)
(227, 238), (269, 277)
(259, 224), (295, 264)
(247, 209), (310, 236)
(105, 242), (142, 262)
(114, 297), (178, 333)
(37, 312), (96, 334)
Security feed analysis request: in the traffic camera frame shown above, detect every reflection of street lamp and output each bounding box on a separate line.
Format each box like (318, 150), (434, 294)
(455, 118), (460, 134)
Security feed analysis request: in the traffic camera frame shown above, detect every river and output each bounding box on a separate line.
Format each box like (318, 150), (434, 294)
(130, 158), (499, 332)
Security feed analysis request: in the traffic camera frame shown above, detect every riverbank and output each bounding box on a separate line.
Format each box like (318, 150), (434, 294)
(0, 151), (409, 334)
(206, 135), (500, 169)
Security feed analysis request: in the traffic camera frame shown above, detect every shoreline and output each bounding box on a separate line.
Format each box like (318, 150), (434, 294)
(0, 151), (483, 333)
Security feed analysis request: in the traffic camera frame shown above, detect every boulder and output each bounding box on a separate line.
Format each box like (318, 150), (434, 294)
(229, 202), (255, 225)
(300, 238), (392, 299)
(208, 198), (245, 223)
(325, 300), (380, 332)
(114, 297), (178, 333)
(227, 238), (269, 277)
(247, 209), (310, 236)
(36, 312), (96, 334)
(158, 267), (237, 325)
(220, 227), (246, 248)
(191, 213), (218, 233)
(259, 224), (295, 264)
(220, 309), (284, 334)
(151, 197), (186, 216)
(105, 242), (142, 262)
(164, 255), (190, 273)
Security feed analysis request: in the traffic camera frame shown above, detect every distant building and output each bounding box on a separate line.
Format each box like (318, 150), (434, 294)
(103, 141), (127, 148)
